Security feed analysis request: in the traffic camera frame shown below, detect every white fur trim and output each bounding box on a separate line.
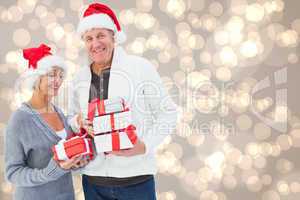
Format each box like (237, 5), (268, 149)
(37, 55), (66, 72)
(115, 31), (126, 44)
(22, 55), (67, 90)
(77, 14), (116, 35)
(77, 13), (127, 44)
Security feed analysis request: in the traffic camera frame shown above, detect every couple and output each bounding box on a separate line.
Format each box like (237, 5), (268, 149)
(4, 3), (178, 200)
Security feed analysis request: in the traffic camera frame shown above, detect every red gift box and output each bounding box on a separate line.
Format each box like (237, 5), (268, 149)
(52, 136), (94, 161)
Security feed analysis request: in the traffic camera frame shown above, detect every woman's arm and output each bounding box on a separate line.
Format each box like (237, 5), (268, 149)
(4, 114), (71, 187)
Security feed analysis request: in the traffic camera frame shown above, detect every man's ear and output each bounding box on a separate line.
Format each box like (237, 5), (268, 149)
(109, 30), (115, 42)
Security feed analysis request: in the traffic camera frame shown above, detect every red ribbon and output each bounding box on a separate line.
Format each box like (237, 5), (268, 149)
(110, 113), (115, 130)
(88, 98), (128, 121)
(121, 99), (130, 112)
(52, 136), (94, 161)
(64, 137), (87, 159)
(23, 44), (52, 69)
(111, 125), (138, 151)
(71, 128), (88, 138)
(125, 125), (138, 145)
(88, 98), (106, 121)
(111, 132), (120, 151)
(88, 98), (130, 134)
(87, 138), (94, 160)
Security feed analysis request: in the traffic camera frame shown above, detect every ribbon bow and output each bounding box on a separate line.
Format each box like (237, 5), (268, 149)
(23, 43), (52, 69)
(88, 98), (106, 121)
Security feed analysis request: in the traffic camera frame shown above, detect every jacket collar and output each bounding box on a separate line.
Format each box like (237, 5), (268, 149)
(21, 102), (70, 140)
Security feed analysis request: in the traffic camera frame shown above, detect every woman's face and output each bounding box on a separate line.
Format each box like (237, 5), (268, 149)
(37, 67), (64, 97)
(83, 28), (115, 66)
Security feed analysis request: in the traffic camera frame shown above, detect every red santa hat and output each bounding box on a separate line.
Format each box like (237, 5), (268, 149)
(77, 3), (126, 44)
(22, 44), (67, 90)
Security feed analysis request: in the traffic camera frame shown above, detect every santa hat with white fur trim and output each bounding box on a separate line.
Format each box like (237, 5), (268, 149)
(22, 44), (66, 90)
(77, 3), (126, 44)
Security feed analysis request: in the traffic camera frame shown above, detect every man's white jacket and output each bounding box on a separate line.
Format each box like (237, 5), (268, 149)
(68, 46), (178, 177)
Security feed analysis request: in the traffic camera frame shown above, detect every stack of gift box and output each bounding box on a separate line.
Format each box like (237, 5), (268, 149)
(52, 97), (138, 161)
(88, 98), (138, 153)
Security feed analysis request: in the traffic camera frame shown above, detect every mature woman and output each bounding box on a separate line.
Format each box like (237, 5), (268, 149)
(68, 3), (178, 200)
(5, 44), (85, 200)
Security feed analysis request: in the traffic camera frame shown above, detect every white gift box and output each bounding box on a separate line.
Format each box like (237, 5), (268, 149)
(93, 110), (132, 134)
(94, 132), (133, 153)
(94, 127), (137, 153)
(88, 97), (128, 118)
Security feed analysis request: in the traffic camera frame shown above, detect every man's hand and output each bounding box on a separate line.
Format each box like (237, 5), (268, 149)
(77, 113), (93, 129)
(109, 139), (146, 157)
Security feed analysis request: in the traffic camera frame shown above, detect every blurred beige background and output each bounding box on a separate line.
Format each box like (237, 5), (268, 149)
(1, 0), (300, 199)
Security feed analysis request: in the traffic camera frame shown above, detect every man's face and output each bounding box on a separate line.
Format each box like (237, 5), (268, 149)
(83, 28), (115, 66)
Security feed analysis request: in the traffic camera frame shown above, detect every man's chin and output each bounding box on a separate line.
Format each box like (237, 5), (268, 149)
(93, 58), (106, 64)
(92, 54), (110, 63)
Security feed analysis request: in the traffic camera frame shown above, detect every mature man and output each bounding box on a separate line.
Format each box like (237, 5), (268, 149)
(68, 3), (178, 200)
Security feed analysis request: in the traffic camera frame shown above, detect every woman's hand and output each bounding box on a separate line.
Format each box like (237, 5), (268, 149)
(77, 113), (92, 129)
(57, 155), (84, 170)
(76, 113), (93, 135)
(70, 157), (89, 169)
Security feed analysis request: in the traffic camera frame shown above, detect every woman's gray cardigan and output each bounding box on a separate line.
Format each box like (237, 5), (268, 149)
(4, 103), (75, 200)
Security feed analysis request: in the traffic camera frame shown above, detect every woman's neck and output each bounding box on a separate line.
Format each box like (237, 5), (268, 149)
(29, 92), (52, 113)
